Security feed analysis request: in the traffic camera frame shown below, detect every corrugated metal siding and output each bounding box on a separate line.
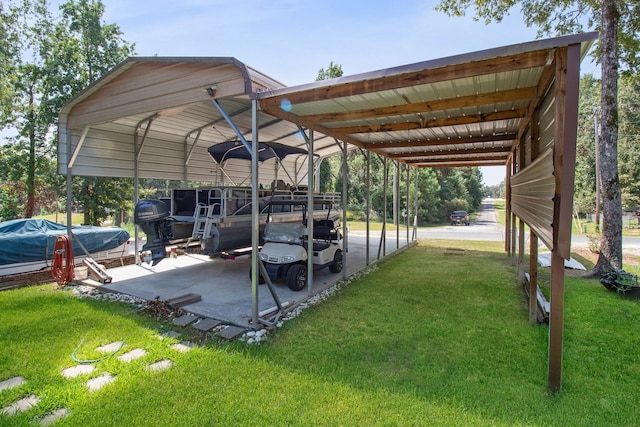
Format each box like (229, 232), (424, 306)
(510, 84), (556, 249)
(68, 63), (248, 129)
(510, 148), (555, 250)
(538, 83), (556, 155)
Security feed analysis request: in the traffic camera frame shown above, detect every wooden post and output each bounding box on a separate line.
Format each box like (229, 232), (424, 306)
(548, 43), (580, 393)
(505, 159), (512, 254)
(529, 232), (539, 325)
(518, 219), (526, 282)
(529, 98), (541, 326)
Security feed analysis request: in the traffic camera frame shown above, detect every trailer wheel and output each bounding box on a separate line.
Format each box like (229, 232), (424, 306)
(249, 266), (266, 284)
(328, 249), (343, 273)
(286, 264), (307, 291)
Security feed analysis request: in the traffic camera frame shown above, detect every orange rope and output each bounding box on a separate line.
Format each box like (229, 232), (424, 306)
(52, 235), (75, 286)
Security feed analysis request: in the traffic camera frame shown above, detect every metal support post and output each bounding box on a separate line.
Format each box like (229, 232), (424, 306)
(307, 130), (314, 296)
(341, 139), (348, 279)
(365, 150), (370, 265)
(251, 100), (260, 327)
(406, 165), (410, 243)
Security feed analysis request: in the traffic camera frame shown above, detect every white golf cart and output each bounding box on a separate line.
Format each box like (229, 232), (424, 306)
(255, 200), (343, 291)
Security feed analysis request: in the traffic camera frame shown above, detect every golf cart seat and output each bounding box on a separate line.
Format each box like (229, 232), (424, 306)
(313, 226), (335, 241)
(313, 219), (341, 242)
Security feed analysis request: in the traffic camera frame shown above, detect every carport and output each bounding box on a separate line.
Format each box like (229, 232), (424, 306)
(58, 32), (597, 392)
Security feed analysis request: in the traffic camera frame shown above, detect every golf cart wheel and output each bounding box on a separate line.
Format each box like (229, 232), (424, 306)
(286, 264), (307, 291)
(249, 266), (266, 284)
(328, 249), (343, 273)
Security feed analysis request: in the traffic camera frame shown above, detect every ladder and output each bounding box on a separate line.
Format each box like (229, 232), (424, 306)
(191, 203), (219, 240)
(192, 203), (209, 239)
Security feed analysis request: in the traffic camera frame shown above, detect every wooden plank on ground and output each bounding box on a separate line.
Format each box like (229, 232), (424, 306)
(166, 293), (201, 309)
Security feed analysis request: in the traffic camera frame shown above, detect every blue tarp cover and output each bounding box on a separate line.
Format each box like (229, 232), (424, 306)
(0, 219), (130, 265)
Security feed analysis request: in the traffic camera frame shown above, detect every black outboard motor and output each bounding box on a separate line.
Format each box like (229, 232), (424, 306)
(134, 199), (173, 265)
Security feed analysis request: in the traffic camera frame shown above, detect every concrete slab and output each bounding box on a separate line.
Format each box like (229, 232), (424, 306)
(192, 318), (222, 331)
(0, 376), (25, 391)
(99, 234), (409, 327)
(2, 394), (40, 416)
(40, 408), (69, 426)
(147, 359), (173, 372)
(87, 374), (115, 392)
(61, 365), (95, 378)
(118, 348), (147, 362)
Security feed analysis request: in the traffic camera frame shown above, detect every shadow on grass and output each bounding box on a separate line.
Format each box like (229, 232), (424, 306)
(244, 240), (640, 426)
(3, 241), (640, 426)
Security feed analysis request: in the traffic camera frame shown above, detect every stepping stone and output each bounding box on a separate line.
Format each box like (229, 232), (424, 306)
(192, 318), (222, 331)
(40, 408), (69, 426)
(170, 342), (193, 353)
(0, 376), (25, 392)
(2, 394), (40, 416)
(87, 374), (115, 392)
(219, 325), (246, 340)
(172, 314), (199, 327)
(96, 341), (124, 353)
(161, 330), (181, 339)
(118, 348), (147, 362)
(147, 359), (173, 372)
(61, 365), (95, 378)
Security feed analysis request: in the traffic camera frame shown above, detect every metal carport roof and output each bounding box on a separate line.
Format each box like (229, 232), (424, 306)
(254, 32), (596, 170)
(57, 57), (343, 186)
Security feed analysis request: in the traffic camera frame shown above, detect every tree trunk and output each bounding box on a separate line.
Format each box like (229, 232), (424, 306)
(25, 88), (36, 218)
(590, 0), (623, 276)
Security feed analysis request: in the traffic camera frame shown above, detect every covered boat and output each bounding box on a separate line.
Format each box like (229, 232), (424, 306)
(0, 219), (130, 276)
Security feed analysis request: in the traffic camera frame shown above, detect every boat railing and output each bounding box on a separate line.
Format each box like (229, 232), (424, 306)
(175, 185), (341, 235)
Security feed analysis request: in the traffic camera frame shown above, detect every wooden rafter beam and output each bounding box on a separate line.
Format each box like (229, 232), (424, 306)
(331, 109), (527, 135)
(387, 146), (511, 159)
(254, 103), (367, 149)
(413, 159), (508, 168)
(298, 87), (536, 125)
(402, 153), (509, 163)
(258, 49), (550, 111)
(363, 133), (517, 149)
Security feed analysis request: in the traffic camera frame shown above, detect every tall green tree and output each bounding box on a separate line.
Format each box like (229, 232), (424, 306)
(0, 0), (135, 224)
(316, 61), (343, 82)
(0, 2), (19, 124)
(316, 61), (344, 193)
(573, 74), (600, 216)
(1, 0), (57, 218)
(47, 0), (135, 225)
(618, 73), (640, 210)
(436, 0), (640, 274)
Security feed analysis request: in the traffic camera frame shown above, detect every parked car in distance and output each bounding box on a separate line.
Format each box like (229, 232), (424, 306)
(450, 210), (470, 226)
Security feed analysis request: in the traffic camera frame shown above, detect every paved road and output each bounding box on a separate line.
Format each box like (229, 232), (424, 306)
(350, 199), (640, 254)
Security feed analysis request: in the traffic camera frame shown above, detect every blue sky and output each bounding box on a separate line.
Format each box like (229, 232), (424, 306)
(49, 0), (599, 185)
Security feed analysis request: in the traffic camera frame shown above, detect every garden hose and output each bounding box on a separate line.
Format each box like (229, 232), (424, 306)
(51, 235), (75, 286)
(71, 332), (124, 364)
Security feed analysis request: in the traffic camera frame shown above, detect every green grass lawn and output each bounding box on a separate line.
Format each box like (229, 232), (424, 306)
(1, 240), (639, 425)
(34, 213), (85, 226)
